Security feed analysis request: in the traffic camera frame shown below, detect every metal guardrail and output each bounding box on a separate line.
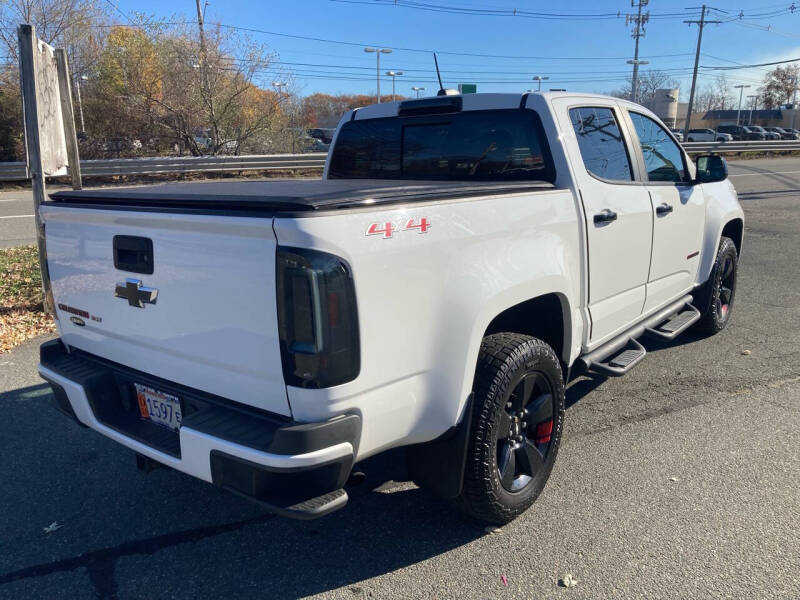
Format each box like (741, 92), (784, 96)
(0, 152), (328, 181)
(682, 140), (800, 153)
(2, 141), (799, 181)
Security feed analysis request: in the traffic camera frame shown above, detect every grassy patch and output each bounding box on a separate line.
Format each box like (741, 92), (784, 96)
(0, 245), (55, 353)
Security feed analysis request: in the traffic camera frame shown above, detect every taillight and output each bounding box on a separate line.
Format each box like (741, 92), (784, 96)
(276, 247), (360, 388)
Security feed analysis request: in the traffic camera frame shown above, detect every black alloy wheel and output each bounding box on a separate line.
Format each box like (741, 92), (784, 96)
(496, 371), (555, 493)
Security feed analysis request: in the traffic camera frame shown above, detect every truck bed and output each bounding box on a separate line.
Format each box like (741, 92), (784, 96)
(47, 179), (555, 214)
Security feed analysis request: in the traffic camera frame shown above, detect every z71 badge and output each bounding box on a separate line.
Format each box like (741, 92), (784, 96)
(366, 218), (431, 239)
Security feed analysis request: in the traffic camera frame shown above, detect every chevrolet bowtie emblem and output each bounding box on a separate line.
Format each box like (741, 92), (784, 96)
(115, 278), (158, 308)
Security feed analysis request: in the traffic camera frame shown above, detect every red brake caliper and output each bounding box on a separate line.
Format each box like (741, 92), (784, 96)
(534, 420), (553, 444)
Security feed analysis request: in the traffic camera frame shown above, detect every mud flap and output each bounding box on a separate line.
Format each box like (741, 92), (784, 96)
(405, 394), (473, 499)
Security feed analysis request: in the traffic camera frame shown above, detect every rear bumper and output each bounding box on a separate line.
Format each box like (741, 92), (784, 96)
(38, 339), (360, 518)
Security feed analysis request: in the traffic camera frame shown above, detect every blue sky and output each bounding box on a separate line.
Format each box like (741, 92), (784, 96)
(117, 0), (800, 100)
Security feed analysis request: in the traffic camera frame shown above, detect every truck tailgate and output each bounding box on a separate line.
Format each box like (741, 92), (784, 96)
(40, 205), (290, 417)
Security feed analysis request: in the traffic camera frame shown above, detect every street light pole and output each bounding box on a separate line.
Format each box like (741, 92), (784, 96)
(734, 84), (751, 126)
(385, 71), (404, 101)
(411, 86), (425, 98)
(531, 75), (549, 92)
(364, 47), (392, 103)
(746, 94), (757, 126)
(272, 81), (295, 153)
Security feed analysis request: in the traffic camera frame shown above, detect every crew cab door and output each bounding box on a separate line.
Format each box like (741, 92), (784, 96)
(625, 111), (705, 312)
(558, 103), (653, 343)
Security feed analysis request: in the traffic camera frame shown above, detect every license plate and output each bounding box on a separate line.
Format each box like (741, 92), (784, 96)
(134, 383), (182, 430)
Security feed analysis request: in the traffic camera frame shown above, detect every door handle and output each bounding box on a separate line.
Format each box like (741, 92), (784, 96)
(593, 209), (618, 224)
(656, 203), (673, 216)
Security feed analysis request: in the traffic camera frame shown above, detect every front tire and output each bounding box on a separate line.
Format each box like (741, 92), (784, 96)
(456, 333), (565, 524)
(695, 236), (738, 335)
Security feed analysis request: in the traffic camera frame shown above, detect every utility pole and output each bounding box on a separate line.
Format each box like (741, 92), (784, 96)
(734, 84), (750, 126)
(683, 5), (722, 134)
(195, 0), (206, 52)
(626, 0), (649, 103)
(75, 74), (87, 134)
(272, 82), (294, 153)
(792, 73), (799, 131)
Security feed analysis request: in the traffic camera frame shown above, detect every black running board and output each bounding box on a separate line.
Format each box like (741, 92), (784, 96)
(578, 294), (693, 376)
(645, 304), (701, 340)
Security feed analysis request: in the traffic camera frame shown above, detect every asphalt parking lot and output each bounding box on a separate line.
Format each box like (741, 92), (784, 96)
(1, 157), (799, 599)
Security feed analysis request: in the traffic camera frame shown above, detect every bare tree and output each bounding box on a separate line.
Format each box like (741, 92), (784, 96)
(694, 75), (735, 114)
(100, 21), (286, 155)
(757, 64), (800, 109)
(612, 70), (680, 105)
(0, 0), (109, 76)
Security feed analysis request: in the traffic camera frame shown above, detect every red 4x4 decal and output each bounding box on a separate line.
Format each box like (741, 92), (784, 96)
(366, 218), (431, 239)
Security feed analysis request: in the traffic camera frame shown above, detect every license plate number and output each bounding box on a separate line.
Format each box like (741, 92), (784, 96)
(134, 383), (182, 430)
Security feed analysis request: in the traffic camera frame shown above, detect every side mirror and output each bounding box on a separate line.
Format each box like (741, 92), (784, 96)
(695, 154), (728, 184)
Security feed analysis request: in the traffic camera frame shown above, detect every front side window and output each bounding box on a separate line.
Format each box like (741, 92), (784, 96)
(629, 112), (686, 183)
(328, 109), (554, 182)
(568, 107), (633, 182)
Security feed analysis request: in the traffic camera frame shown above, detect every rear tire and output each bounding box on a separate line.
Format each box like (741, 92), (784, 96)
(695, 236), (738, 335)
(456, 333), (565, 525)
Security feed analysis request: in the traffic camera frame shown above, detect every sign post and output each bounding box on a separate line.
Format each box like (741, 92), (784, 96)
(17, 24), (82, 315)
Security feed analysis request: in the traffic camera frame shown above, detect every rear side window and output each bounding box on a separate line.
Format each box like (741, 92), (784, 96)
(569, 107), (633, 182)
(328, 109), (554, 182)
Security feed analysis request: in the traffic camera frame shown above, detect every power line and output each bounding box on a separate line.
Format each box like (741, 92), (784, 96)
(328, 0), (701, 20)
(701, 56), (800, 69)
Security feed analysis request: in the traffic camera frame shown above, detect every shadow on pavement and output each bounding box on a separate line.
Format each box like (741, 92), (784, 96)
(0, 383), (485, 599)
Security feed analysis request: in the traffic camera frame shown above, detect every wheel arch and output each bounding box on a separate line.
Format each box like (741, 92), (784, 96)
(720, 218), (744, 255)
(481, 292), (571, 370)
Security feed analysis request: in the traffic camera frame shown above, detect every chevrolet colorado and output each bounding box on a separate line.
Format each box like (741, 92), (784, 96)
(38, 92), (743, 524)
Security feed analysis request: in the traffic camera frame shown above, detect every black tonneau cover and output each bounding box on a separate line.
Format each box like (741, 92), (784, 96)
(47, 179), (554, 214)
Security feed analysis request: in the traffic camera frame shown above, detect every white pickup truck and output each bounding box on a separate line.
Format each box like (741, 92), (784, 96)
(37, 92), (743, 524)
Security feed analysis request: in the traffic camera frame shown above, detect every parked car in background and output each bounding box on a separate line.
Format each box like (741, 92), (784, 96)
(670, 128), (684, 142)
(716, 124), (765, 141)
(686, 129), (733, 142)
(747, 125), (780, 141)
(308, 128), (336, 145)
(764, 126), (800, 140)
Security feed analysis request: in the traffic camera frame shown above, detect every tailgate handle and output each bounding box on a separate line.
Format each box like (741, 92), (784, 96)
(113, 235), (154, 275)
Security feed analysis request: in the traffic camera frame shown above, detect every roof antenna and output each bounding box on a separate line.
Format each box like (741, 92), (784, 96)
(434, 52), (444, 95)
(434, 53), (458, 96)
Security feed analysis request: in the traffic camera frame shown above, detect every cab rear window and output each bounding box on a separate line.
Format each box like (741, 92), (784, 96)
(328, 109), (555, 182)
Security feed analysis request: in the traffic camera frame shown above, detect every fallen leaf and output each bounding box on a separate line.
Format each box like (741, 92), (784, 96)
(741, 350), (751, 356)
(501, 575), (508, 587)
(669, 477), (679, 482)
(43, 522), (62, 534)
(559, 574), (578, 588)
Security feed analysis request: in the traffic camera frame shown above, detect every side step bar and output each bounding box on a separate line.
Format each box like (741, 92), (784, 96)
(590, 338), (646, 377)
(578, 295), (694, 377)
(645, 304), (701, 340)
